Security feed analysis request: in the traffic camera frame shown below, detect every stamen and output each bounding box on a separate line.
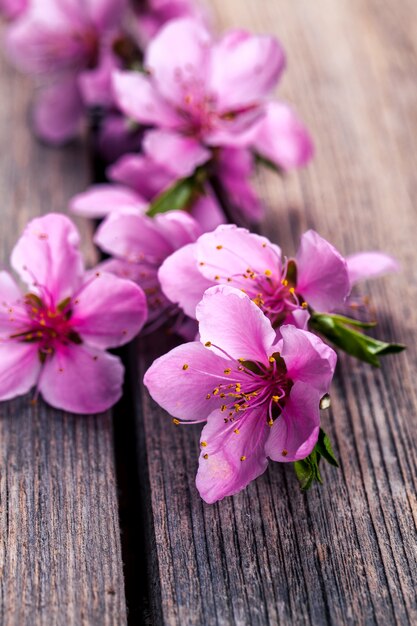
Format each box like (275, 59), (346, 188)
(182, 364), (189, 370)
(200, 441), (207, 447)
(172, 419), (180, 425)
(240, 456), (246, 462)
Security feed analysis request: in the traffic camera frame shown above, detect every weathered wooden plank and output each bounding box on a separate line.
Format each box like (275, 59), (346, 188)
(0, 44), (127, 625)
(137, 1), (417, 624)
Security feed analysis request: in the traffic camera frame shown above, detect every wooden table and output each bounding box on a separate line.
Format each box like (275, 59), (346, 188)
(0, 1), (416, 624)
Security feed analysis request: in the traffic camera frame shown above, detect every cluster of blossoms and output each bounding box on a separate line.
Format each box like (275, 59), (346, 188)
(0, 0), (404, 503)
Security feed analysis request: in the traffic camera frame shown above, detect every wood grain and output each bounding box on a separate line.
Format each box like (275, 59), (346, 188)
(0, 42), (127, 625)
(136, 1), (417, 624)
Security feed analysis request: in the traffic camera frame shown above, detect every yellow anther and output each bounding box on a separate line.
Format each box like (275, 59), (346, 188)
(221, 405), (227, 411)
(205, 341), (212, 347)
(234, 428), (240, 435)
(224, 368), (231, 375)
(214, 275), (220, 280)
(282, 449), (288, 457)
(220, 393), (226, 398)
(281, 279), (288, 286)
(268, 419), (274, 427)
(216, 245), (223, 250)
(182, 364), (189, 370)
(200, 441), (207, 447)
(240, 289), (246, 293)
(199, 261), (205, 266)
(203, 454), (209, 460)
(240, 456), (246, 462)
(262, 243), (267, 248)
(264, 269), (272, 277)
(289, 287), (295, 294)
(302, 301), (308, 309)
(172, 418), (180, 425)
(206, 393), (211, 399)
(272, 395), (280, 402)
(269, 356), (275, 363)
(213, 388), (219, 395)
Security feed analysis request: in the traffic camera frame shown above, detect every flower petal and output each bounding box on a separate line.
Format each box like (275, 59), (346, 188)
(39, 344), (124, 414)
(197, 285), (276, 363)
(196, 407), (269, 503)
(346, 252), (400, 286)
(0, 342), (40, 401)
(112, 70), (181, 128)
(196, 223), (282, 284)
(144, 341), (231, 421)
(278, 325), (336, 395)
(71, 271), (147, 348)
(159, 242), (213, 317)
(145, 17), (211, 107)
(265, 381), (320, 462)
(251, 102), (314, 170)
(86, 0), (127, 29)
(295, 230), (350, 312)
(209, 30), (285, 111)
(143, 129), (211, 178)
(32, 79), (84, 145)
(94, 210), (174, 261)
(11, 213), (84, 302)
(108, 153), (176, 198)
(190, 190), (226, 232)
(70, 184), (147, 218)
(216, 148), (264, 222)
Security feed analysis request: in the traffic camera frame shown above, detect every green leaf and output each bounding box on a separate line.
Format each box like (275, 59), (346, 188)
(254, 152), (284, 175)
(293, 429), (338, 491)
(147, 177), (196, 217)
(315, 428), (339, 467)
(310, 312), (405, 366)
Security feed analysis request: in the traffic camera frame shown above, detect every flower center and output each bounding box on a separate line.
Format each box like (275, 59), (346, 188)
(9, 293), (82, 362)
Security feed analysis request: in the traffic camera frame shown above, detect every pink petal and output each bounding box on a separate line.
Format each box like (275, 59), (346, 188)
(86, 0), (127, 29)
(70, 184), (147, 218)
(265, 381), (320, 462)
(0, 0), (28, 20)
(71, 271), (147, 349)
(278, 325), (336, 396)
(39, 344), (124, 414)
(78, 51), (117, 108)
(209, 30), (285, 112)
(0, 271), (24, 333)
(32, 79), (84, 145)
(145, 17), (211, 107)
(94, 210), (175, 261)
(295, 230), (350, 312)
(216, 148), (264, 222)
(0, 342), (40, 401)
(159, 243), (212, 317)
(196, 224), (282, 284)
(153, 210), (202, 247)
(190, 191), (226, 232)
(197, 286), (276, 363)
(144, 341), (231, 422)
(11, 213), (84, 302)
(143, 129), (211, 178)
(346, 252), (400, 286)
(112, 70), (181, 128)
(252, 102), (314, 170)
(108, 153), (175, 198)
(196, 407), (269, 503)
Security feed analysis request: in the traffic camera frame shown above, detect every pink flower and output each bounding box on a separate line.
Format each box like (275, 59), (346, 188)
(159, 225), (399, 330)
(6, 0), (127, 143)
(144, 286), (336, 502)
(0, 213), (147, 413)
(113, 17), (312, 178)
(94, 209), (202, 336)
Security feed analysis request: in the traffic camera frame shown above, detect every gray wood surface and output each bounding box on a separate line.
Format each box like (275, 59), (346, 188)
(136, 1), (417, 624)
(0, 43), (127, 626)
